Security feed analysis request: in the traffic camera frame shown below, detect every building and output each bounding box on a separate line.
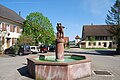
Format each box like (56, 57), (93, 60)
(64, 37), (69, 47)
(0, 4), (24, 50)
(81, 25), (116, 48)
(75, 35), (80, 46)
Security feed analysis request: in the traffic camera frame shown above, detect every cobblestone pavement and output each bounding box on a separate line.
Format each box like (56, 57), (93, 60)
(0, 48), (120, 80)
(66, 48), (120, 80)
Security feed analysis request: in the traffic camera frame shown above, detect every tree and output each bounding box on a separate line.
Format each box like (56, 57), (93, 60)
(105, 0), (120, 52)
(23, 12), (55, 45)
(105, 0), (120, 25)
(17, 34), (33, 45)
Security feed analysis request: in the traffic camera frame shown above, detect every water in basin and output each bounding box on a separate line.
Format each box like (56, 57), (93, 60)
(35, 55), (85, 62)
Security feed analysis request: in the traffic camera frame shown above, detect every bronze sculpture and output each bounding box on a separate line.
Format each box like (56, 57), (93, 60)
(56, 23), (64, 39)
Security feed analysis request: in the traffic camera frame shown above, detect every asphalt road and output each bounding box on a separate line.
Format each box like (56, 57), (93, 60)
(0, 48), (120, 80)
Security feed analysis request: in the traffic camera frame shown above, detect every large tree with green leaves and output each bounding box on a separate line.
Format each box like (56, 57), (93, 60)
(17, 34), (33, 45)
(105, 0), (120, 49)
(23, 12), (55, 45)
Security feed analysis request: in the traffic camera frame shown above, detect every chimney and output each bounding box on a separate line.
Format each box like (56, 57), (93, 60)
(19, 11), (21, 16)
(91, 23), (93, 25)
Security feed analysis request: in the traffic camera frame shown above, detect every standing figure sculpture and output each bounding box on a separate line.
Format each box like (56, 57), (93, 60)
(56, 23), (65, 62)
(56, 23), (64, 39)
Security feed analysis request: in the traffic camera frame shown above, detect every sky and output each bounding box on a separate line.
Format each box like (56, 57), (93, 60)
(0, 0), (114, 40)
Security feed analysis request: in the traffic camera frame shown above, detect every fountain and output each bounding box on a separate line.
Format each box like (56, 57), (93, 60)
(27, 23), (91, 80)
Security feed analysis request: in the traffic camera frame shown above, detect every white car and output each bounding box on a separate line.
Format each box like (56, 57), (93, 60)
(30, 46), (39, 53)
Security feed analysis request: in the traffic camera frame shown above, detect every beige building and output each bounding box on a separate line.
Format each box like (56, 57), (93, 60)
(75, 35), (80, 46)
(0, 4), (24, 50)
(81, 25), (116, 48)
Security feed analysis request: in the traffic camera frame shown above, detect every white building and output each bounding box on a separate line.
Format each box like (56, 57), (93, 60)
(81, 25), (116, 48)
(75, 35), (80, 46)
(0, 4), (24, 50)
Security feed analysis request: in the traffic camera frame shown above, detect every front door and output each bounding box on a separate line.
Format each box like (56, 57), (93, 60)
(6, 38), (11, 48)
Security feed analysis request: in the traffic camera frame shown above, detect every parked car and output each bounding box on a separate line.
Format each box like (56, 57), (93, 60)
(49, 45), (56, 52)
(4, 45), (19, 56)
(40, 45), (48, 53)
(4, 46), (15, 54)
(18, 45), (31, 55)
(30, 46), (39, 54)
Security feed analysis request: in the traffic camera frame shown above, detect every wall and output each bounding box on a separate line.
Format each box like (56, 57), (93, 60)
(84, 40), (116, 48)
(0, 21), (22, 50)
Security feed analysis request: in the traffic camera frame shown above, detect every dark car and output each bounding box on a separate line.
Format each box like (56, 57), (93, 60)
(18, 45), (31, 55)
(49, 45), (56, 52)
(40, 45), (48, 53)
(4, 46), (15, 54)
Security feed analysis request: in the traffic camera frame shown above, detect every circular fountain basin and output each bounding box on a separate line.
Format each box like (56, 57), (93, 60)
(27, 53), (91, 80)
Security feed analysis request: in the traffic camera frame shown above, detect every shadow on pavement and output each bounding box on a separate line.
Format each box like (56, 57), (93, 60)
(95, 50), (119, 56)
(17, 66), (34, 79)
(65, 50), (119, 56)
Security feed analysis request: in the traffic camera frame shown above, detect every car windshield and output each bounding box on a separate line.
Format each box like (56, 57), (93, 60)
(31, 47), (35, 49)
(41, 45), (47, 48)
(25, 46), (30, 49)
(20, 45), (30, 49)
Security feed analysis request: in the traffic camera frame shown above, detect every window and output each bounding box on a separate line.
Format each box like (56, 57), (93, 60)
(87, 36), (91, 40)
(113, 42), (116, 44)
(88, 42), (91, 46)
(93, 42), (96, 46)
(104, 36), (107, 40)
(95, 36), (100, 40)
(10, 25), (15, 32)
(2, 23), (6, 31)
(98, 42), (101, 46)
(110, 36), (113, 40)
(17, 27), (20, 33)
(12, 38), (14, 44)
(99, 36), (103, 40)
(103, 42), (107, 47)
(13, 26), (15, 32)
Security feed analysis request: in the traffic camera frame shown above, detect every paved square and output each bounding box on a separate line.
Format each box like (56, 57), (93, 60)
(0, 48), (120, 80)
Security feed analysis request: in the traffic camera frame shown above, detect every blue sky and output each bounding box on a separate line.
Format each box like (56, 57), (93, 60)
(0, 0), (114, 40)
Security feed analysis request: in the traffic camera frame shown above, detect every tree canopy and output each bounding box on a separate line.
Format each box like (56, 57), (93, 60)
(105, 0), (120, 45)
(17, 34), (33, 45)
(23, 12), (55, 45)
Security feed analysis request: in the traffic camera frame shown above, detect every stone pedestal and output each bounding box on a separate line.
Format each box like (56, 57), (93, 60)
(56, 39), (64, 61)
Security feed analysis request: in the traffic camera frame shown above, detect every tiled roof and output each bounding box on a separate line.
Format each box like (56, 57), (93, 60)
(82, 25), (113, 39)
(75, 35), (80, 39)
(64, 37), (69, 43)
(0, 4), (24, 24)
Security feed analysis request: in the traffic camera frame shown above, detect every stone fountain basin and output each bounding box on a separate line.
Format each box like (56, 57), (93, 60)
(27, 53), (91, 80)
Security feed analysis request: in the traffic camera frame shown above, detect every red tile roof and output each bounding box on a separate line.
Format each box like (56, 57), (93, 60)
(0, 4), (24, 24)
(64, 37), (69, 43)
(75, 35), (80, 39)
(82, 25), (113, 39)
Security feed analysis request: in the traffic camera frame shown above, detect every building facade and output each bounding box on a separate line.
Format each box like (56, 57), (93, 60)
(81, 25), (116, 48)
(0, 4), (24, 50)
(64, 37), (69, 47)
(75, 35), (80, 46)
